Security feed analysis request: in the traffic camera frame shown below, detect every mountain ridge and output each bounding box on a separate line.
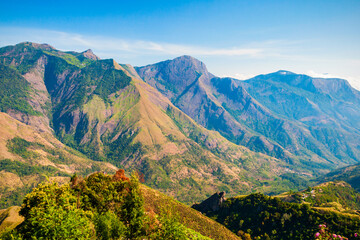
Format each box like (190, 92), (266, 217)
(0, 42), (301, 206)
(1, 41), (360, 207)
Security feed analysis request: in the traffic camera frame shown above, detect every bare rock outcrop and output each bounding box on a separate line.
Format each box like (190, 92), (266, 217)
(192, 191), (226, 213)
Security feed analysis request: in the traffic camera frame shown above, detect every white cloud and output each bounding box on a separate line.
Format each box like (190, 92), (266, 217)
(306, 70), (342, 79)
(1, 26), (359, 91)
(0, 27), (262, 57)
(306, 70), (360, 91)
(220, 73), (258, 80)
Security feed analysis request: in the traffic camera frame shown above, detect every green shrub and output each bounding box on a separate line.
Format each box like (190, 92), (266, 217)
(18, 183), (93, 239)
(93, 211), (126, 240)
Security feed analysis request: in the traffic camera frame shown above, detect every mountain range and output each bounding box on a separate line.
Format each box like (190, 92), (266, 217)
(0, 42), (360, 206)
(136, 56), (360, 169)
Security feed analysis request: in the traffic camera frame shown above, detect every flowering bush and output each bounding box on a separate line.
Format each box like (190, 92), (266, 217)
(315, 224), (348, 240)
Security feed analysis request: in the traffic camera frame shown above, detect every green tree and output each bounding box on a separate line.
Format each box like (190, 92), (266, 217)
(18, 183), (93, 239)
(151, 214), (189, 240)
(93, 211), (126, 240)
(121, 172), (146, 239)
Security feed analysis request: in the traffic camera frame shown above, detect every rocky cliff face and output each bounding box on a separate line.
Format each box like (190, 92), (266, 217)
(135, 55), (214, 101)
(0, 42), (102, 133)
(192, 191), (226, 213)
(81, 49), (100, 60)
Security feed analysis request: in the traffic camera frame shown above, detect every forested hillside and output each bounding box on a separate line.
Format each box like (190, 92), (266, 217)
(193, 190), (360, 239)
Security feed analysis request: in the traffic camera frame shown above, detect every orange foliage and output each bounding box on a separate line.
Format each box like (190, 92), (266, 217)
(137, 170), (145, 183)
(113, 169), (129, 181)
(145, 208), (159, 231)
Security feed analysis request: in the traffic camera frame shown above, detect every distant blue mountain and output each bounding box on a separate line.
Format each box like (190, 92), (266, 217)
(136, 57), (360, 174)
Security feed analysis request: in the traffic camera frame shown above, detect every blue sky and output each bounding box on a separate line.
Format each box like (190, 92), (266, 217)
(1, 0), (360, 88)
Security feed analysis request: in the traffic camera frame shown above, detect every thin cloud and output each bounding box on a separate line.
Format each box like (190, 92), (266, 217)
(0, 27), (263, 57)
(220, 73), (258, 80)
(307, 70), (360, 91)
(1, 26), (359, 90)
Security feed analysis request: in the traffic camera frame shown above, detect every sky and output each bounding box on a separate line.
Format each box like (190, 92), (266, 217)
(1, 0), (360, 89)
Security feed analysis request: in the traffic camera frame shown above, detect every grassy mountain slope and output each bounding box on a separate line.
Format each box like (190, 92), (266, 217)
(0, 206), (23, 234)
(0, 112), (116, 208)
(141, 185), (240, 240)
(277, 181), (360, 213)
(318, 163), (360, 192)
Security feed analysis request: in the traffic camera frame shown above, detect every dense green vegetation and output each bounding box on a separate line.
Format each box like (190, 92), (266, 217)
(298, 182), (360, 211)
(6, 137), (39, 160)
(104, 132), (142, 166)
(319, 164), (360, 192)
(201, 193), (360, 240)
(53, 60), (131, 111)
(0, 171), (210, 240)
(277, 183), (360, 216)
(0, 43), (44, 74)
(0, 159), (60, 177)
(0, 64), (38, 115)
(43, 50), (94, 68)
(89, 61), (132, 102)
(0, 187), (35, 211)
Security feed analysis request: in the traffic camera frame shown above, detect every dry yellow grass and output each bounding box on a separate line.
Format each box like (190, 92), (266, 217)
(141, 185), (241, 240)
(0, 206), (24, 233)
(0, 171), (23, 189)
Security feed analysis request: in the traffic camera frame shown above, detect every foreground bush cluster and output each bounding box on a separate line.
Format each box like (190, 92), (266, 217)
(0, 170), (209, 240)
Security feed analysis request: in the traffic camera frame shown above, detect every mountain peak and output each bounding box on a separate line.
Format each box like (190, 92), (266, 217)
(135, 55), (214, 101)
(81, 49), (100, 60)
(172, 55), (203, 65)
(174, 55), (198, 61)
(275, 70), (295, 75)
(168, 55), (210, 76)
(17, 42), (55, 51)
